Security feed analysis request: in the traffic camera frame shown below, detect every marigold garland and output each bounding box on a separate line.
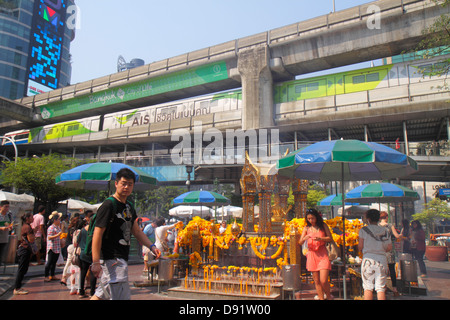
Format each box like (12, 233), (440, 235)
(189, 251), (202, 269)
(270, 241), (285, 259)
(176, 216), (363, 264)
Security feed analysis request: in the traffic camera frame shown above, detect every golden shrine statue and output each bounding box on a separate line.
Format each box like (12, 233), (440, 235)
(240, 151), (308, 234)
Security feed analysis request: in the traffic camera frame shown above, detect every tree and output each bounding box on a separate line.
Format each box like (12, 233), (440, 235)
(307, 184), (328, 209)
(0, 154), (75, 213)
(412, 198), (450, 234)
(415, 0), (450, 80)
(134, 186), (185, 219)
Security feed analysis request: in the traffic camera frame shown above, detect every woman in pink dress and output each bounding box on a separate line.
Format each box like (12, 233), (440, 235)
(299, 209), (333, 300)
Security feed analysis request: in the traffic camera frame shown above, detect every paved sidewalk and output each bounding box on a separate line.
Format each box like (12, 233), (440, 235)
(1, 258), (449, 300)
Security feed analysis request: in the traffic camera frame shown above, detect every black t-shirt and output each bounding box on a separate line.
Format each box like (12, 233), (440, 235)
(95, 197), (137, 261)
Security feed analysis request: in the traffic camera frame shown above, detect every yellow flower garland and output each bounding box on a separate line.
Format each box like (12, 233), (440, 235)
(176, 216), (363, 265)
(270, 241), (285, 259)
(249, 237), (267, 260)
(248, 237), (284, 260)
(189, 251), (202, 269)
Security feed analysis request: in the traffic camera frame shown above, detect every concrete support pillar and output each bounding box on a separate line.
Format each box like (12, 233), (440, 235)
(446, 117), (450, 141)
(403, 121), (409, 155)
(238, 46), (274, 130)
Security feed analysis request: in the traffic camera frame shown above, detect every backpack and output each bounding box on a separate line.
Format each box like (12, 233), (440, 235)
(84, 196), (134, 259)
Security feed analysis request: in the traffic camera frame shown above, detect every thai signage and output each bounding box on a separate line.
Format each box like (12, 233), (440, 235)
(39, 61), (229, 120)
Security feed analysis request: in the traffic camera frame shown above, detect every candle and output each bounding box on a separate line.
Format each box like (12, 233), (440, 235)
(245, 281), (248, 295)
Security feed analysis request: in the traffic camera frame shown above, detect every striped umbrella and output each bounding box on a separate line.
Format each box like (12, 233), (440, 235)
(55, 162), (157, 192)
(276, 139), (418, 299)
(346, 182), (420, 203)
(276, 139), (418, 181)
(172, 190), (230, 207)
(318, 194), (363, 206)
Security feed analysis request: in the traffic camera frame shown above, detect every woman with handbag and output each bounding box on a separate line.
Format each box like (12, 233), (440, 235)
(299, 209), (333, 300)
(78, 211), (97, 298)
(65, 221), (83, 295)
(60, 216), (80, 286)
(13, 212), (35, 295)
(379, 211), (402, 297)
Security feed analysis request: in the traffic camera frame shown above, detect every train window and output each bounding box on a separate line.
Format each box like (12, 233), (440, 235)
(352, 75), (365, 84)
(418, 64), (432, 74)
(432, 62), (448, 75)
(67, 124), (79, 132)
(366, 73), (379, 82)
(200, 101), (210, 109)
(295, 84), (306, 94)
(307, 82), (319, 91)
(14, 133), (28, 140)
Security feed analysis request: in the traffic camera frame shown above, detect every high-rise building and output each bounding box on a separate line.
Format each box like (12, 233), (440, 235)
(0, 0), (75, 100)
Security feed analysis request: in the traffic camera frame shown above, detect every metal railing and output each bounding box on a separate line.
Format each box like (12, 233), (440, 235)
(87, 140), (450, 168)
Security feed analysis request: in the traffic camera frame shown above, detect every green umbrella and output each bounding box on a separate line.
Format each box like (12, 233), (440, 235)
(55, 162), (157, 192)
(276, 139), (418, 300)
(172, 190), (230, 207)
(318, 194), (365, 206)
(346, 182), (420, 203)
(276, 140), (418, 181)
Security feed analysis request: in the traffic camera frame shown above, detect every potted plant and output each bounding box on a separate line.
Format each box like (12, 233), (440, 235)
(412, 198), (450, 262)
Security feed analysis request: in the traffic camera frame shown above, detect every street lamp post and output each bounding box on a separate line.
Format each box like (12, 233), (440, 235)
(0, 136), (18, 167)
(0, 136), (18, 193)
(186, 165), (193, 192)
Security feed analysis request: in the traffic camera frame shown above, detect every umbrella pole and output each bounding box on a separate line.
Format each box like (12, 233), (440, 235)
(341, 163), (347, 300)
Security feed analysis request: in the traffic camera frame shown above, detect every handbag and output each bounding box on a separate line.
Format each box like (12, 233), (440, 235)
(71, 246), (81, 267)
(29, 241), (38, 255)
(21, 232), (37, 254)
(71, 229), (82, 267)
(326, 240), (339, 261)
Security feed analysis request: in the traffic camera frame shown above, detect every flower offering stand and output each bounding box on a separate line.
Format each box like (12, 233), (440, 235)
(166, 153), (363, 300)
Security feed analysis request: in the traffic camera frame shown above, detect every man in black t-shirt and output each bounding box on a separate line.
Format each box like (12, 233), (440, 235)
(90, 168), (160, 300)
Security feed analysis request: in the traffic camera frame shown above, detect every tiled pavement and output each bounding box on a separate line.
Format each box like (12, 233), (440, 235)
(1, 258), (449, 301)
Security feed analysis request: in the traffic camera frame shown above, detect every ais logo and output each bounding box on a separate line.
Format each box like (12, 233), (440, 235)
(40, 4), (62, 27)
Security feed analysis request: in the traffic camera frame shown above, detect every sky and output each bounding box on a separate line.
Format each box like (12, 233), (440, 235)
(69, 0), (374, 85)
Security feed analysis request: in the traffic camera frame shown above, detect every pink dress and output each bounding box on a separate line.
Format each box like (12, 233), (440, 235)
(305, 227), (331, 272)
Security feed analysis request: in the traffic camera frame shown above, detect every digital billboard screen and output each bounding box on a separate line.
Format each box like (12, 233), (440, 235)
(25, 0), (67, 96)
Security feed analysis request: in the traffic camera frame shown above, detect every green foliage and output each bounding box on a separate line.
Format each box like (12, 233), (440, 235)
(307, 184), (328, 209)
(412, 198), (450, 234)
(0, 154), (82, 211)
(414, 0), (450, 81)
(134, 186), (186, 219)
